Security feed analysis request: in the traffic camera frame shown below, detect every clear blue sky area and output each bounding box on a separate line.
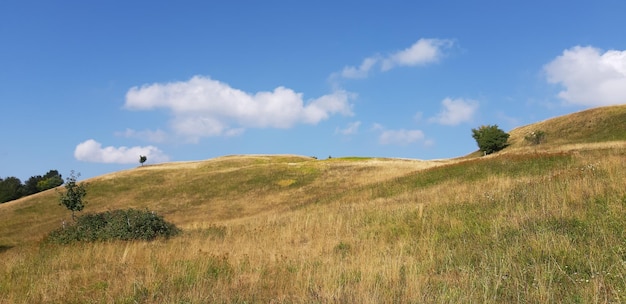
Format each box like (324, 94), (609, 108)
(2, 1), (626, 181)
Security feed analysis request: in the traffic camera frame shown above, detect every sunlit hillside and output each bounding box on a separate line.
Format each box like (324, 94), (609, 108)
(2, 104), (626, 303)
(508, 104), (626, 148)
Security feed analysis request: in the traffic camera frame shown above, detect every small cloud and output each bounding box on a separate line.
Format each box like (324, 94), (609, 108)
(124, 76), (354, 142)
(544, 45), (626, 106)
(224, 128), (245, 137)
(378, 129), (425, 145)
(429, 98), (478, 126)
(340, 57), (379, 79)
(336, 121), (361, 135)
(371, 123), (385, 131)
(413, 111), (424, 122)
(334, 38), (454, 81)
(381, 38), (454, 71)
(115, 128), (168, 143)
(74, 139), (169, 164)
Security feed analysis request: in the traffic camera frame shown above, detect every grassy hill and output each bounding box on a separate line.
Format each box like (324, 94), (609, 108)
(2, 105), (626, 303)
(508, 104), (626, 148)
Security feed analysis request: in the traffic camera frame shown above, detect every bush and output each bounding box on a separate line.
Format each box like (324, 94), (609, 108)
(471, 125), (510, 155)
(524, 130), (546, 145)
(46, 209), (180, 244)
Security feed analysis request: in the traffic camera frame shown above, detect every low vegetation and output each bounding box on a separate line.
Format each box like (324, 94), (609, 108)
(46, 209), (180, 244)
(2, 105), (626, 302)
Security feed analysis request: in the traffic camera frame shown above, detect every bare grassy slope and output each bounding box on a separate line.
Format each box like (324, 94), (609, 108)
(0, 154), (448, 246)
(508, 103), (626, 148)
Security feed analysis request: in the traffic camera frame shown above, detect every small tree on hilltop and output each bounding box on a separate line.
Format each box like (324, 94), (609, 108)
(58, 170), (87, 221)
(139, 155), (147, 166)
(471, 124), (510, 155)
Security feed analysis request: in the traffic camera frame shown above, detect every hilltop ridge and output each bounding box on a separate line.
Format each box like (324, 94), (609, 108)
(507, 104), (626, 148)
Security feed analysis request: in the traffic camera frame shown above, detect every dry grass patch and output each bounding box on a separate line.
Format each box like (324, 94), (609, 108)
(3, 148), (626, 302)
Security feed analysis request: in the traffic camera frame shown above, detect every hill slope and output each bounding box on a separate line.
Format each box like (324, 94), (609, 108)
(507, 103), (626, 148)
(2, 105), (626, 303)
(0, 155), (449, 245)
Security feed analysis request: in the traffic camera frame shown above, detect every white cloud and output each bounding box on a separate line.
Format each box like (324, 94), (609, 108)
(544, 46), (626, 106)
(429, 98), (478, 126)
(371, 123), (385, 131)
(125, 76), (354, 142)
(379, 129), (425, 145)
(340, 57), (379, 79)
(74, 139), (170, 164)
(335, 38), (453, 80)
(336, 121), (361, 135)
(381, 38), (453, 71)
(115, 128), (168, 143)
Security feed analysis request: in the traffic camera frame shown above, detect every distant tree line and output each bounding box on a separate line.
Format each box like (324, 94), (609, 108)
(0, 170), (63, 204)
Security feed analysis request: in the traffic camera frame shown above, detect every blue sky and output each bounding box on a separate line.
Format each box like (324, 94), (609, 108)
(2, 1), (626, 181)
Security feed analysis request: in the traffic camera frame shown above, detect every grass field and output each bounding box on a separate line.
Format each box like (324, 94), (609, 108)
(2, 105), (626, 303)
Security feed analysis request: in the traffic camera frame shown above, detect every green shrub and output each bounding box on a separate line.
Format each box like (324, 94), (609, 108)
(524, 130), (546, 145)
(46, 209), (180, 244)
(471, 124), (510, 155)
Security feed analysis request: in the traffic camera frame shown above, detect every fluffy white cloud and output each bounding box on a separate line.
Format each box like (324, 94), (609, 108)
(379, 129), (425, 145)
(544, 46), (626, 106)
(125, 76), (354, 141)
(336, 121), (361, 135)
(429, 98), (478, 126)
(382, 38), (453, 71)
(336, 38), (453, 80)
(74, 139), (170, 164)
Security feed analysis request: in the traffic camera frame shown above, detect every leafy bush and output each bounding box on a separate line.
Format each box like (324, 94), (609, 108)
(46, 209), (180, 244)
(471, 125), (510, 155)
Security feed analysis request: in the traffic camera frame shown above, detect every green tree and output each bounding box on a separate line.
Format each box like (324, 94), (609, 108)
(0, 176), (23, 203)
(23, 175), (43, 196)
(139, 155), (147, 166)
(38, 170), (63, 191)
(471, 125), (510, 155)
(58, 171), (87, 220)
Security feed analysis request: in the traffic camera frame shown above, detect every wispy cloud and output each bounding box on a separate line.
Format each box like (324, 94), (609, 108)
(124, 76), (355, 142)
(340, 57), (379, 79)
(335, 121), (361, 135)
(544, 45), (626, 106)
(373, 123), (426, 146)
(429, 98), (478, 126)
(379, 129), (425, 145)
(74, 139), (169, 164)
(334, 38), (454, 81)
(115, 128), (168, 143)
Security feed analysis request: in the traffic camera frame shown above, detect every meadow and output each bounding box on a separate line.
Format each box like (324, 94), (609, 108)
(2, 105), (626, 303)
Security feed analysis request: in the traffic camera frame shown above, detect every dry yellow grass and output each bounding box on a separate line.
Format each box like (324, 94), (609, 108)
(3, 105), (626, 302)
(2, 146), (626, 303)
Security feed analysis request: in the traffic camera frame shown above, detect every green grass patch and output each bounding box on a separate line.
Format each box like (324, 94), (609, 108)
(370, 152), (573, 198)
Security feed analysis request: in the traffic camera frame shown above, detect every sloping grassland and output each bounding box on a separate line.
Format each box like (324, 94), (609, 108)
(2, 105), (626, 303)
